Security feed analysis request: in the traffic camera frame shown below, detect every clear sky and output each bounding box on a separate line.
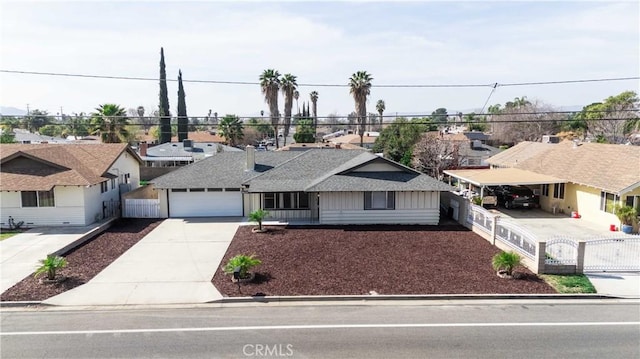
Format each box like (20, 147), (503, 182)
(1, 1), (638, 119)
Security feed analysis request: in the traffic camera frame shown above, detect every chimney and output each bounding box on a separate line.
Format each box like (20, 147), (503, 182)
(183, 139), (193, 149)
(246, 145), (255, 171)
(140, 141), (148, 157)
(335, 143), (341, 149)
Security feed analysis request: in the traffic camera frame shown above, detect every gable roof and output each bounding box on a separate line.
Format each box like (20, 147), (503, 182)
(487, 141), (640, 193)
(330, 133), (378, 145)
(144, 141), (242, 158)
(152, 149), (455, 193)
(151, 151), (301, 189)
(0, 143), (139, 191)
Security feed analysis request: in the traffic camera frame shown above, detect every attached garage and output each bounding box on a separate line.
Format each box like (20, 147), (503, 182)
(169, 189), (243, 217)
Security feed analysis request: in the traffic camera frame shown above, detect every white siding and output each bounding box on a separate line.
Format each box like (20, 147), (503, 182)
(110, 151), (142, 191)
(352, 162), (402, 172)
(0, 186), (86, 226)
(84, 184), (105, 224)
(319, 191), (440, 225)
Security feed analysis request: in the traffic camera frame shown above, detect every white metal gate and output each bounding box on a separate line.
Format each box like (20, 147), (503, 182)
(583, 237), (640, 272)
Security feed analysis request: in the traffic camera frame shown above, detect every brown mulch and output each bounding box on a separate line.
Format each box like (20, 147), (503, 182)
(212, 224), (556, 297)
(1, 219), (162, 302)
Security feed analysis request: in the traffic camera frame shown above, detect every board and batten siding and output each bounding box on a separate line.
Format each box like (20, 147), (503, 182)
(319, 191), (440, 225)
(0, 186), (86, 226)
(246, 193), (312, 220)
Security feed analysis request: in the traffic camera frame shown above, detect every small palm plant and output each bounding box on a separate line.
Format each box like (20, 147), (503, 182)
(492, 251), (521, 277)
(34, 254), (68, 281)
(249, 209), (268, 232)
(223, 254), (262, 280)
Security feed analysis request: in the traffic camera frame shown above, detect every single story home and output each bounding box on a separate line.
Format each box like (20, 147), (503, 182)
(0, 143), (141, 226)
(151, 147), (454, 225)
(139, 139), (241, 167)
(328, 133), (378, 150)
(484, 140), (640, 227)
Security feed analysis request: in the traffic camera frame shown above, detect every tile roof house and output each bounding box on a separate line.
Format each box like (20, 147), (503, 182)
(151, 147), (454, 224)
(0, 143), (142, 226)
(328, 133), (378, 150)
(487, 140), (640, 228)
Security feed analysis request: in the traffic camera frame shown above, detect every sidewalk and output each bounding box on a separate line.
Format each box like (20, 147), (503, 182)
(585, 272), (640, 298)
(44, 218), (240, 306)
(1, 222), (108, 293)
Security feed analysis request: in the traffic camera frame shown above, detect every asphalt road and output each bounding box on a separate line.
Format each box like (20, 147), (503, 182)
(2, 300), (639, 358)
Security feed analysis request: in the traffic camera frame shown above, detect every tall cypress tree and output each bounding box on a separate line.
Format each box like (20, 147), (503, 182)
(177, 69), (188, 142)
(158, 47), (171, 144)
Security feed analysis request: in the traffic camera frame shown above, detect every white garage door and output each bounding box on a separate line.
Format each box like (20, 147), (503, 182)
(169, 190), (243, 217)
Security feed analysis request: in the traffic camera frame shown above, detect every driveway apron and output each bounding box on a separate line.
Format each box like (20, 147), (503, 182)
(1, 223), (105, 294)
(45, 219), (239, 306)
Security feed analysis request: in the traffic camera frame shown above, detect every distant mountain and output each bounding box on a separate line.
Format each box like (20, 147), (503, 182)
(0, 106), (27, 116)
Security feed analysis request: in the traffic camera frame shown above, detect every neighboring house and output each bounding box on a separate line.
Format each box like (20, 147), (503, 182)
(278, 142), (366, 151)
(444, 132), (501, 168)
(486, 140), (640, 227)
(0, 143), (141, 226)
(10, 128), (68, 144)
(139, 139), (242, 167)
(151, 148), (454, 225)
(329, 133), (378, 150)
(170, 131), (226, 143)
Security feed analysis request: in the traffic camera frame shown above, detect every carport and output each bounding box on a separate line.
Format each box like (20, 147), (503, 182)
(444, 168), (566, 197)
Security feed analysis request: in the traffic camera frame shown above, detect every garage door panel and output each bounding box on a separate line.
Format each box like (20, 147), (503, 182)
(170, 191), (242, 217)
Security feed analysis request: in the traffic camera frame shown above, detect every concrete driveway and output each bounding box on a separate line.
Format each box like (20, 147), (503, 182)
(490, 208), (632, 241)
(1, 222), (109, 293)
(45, 218), (240, 306)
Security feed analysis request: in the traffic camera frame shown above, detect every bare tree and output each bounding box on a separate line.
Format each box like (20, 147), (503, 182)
(412, 132), (465, 180)
(491, 99), (562, 145)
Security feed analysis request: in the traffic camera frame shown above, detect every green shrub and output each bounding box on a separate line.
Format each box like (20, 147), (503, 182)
(34, 254), (68, 280)
(223, 254), (262, 279)
(492, 251), (521, 276)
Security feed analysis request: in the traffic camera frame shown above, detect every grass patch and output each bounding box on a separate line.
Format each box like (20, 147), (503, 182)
(0, 230), (21, 241)
(541, 274), (597, 294)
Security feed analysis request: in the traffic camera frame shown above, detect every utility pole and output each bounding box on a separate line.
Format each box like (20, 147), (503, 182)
(26, 104), (30, 116)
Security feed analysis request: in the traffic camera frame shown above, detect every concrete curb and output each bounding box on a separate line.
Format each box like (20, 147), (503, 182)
(51, 218), (117, 257)
(210, 293), (618, 304)
(0, 301), (47, 308)
(1, 293), (622, 309)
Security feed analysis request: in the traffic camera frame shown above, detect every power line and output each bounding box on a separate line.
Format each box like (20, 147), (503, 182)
(1, 69), (638, 88)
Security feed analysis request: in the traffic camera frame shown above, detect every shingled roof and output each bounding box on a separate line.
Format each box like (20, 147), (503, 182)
(486, 141), (640, 193)
(152, 149), (455, 193)
(0, 143), (139, 191)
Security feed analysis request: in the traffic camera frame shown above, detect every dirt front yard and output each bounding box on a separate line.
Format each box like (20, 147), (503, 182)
(212, 224), (556, 296)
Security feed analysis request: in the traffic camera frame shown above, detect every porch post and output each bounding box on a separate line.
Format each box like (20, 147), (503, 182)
(576, 241), (586, 274)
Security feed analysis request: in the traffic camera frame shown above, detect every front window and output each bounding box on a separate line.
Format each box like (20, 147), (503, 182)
(21, 190), (55, 207)
(541, 184), (549, 197)
(553, 183), (565, 199)
(365, 191), (395, 210)
(263, 192), (309, 210)
(600, 191), (619, 213)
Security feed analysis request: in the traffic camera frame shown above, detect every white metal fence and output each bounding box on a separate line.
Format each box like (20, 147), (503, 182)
(466, 204), (494, 235)
(494, 219), (537, 259)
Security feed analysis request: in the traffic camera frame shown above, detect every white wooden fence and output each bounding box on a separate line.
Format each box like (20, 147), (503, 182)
(123, 199), (160, 218)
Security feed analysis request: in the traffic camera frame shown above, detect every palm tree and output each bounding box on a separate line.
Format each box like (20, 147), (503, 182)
(259, 69), (281, 148)
(280, 73), (297, 147)
(310, 91), (319, 137)
(90, 104), (129, 143)
(348, 71), (373, 147)
(218, 114), (244, 147)
(376, 99), (385, 132)
(293, 90), (300, 115)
